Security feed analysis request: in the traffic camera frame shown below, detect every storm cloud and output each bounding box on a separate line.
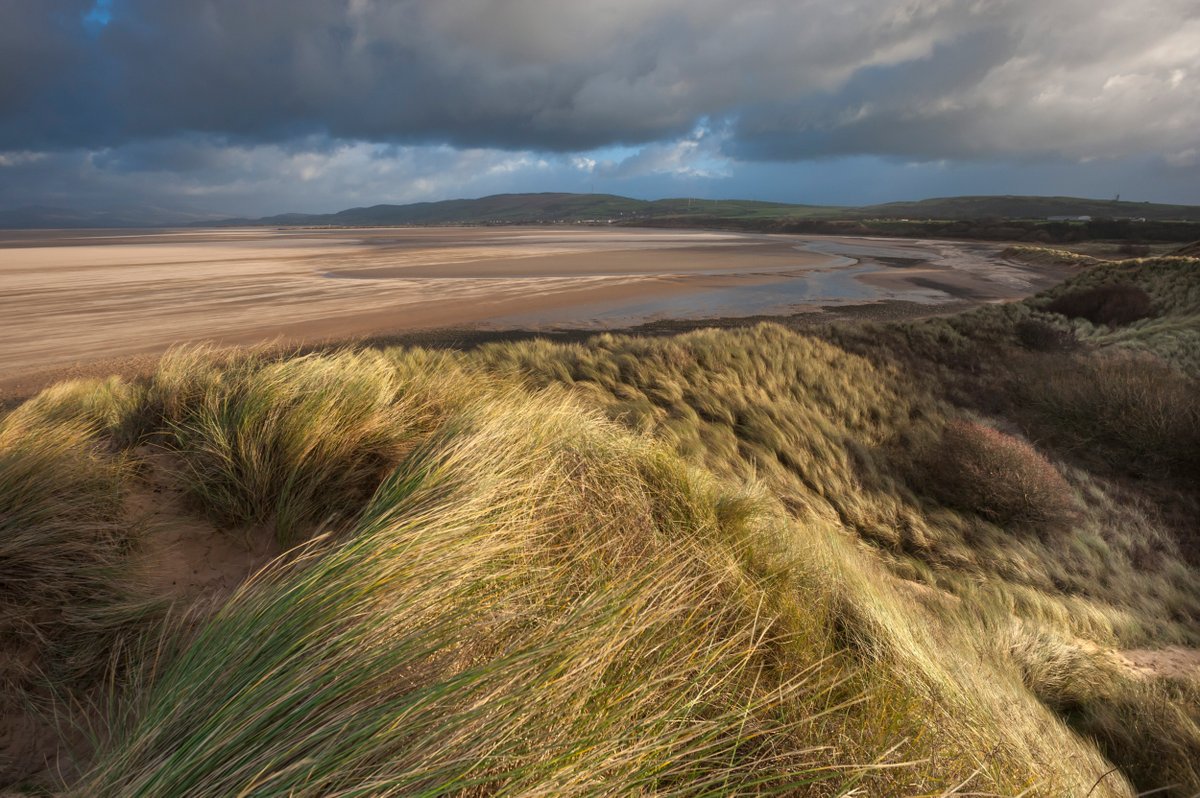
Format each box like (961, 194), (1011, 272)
(1, 0), (1197, 213)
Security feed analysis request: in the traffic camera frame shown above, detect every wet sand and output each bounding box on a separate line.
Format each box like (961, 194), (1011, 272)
(0, 226), (1067, 395)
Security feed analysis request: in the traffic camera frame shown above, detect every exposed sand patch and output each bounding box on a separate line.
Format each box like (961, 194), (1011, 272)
(1116, 647), (1200, 682)
(125, 449), (281, 603)
(0, 707), (79, 792)
(0, 449), (282, 792)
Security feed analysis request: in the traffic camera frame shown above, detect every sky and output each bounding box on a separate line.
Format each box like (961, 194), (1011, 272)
(1, 0), (1198, 219)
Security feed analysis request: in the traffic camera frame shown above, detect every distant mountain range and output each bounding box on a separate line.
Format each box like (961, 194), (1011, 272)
(3, 193), (1200, 229)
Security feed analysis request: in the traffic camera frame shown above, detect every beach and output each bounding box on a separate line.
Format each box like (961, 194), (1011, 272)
(0, 226), (1064, 393)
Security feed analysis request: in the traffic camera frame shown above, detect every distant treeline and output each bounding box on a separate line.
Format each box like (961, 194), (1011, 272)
(630, 215), (1200, 243)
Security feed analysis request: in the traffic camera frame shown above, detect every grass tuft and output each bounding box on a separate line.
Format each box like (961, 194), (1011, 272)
(153, 348), (443, 542)
(0, 411), (137, 693)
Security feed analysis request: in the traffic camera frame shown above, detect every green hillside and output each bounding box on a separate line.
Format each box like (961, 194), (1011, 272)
(206, 192), (1200, 228)
(855, 195), (1200, 221)
(230, 192), (835, 227)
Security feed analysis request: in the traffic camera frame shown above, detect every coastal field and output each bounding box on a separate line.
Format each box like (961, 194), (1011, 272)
(0, 227), (1065, 396)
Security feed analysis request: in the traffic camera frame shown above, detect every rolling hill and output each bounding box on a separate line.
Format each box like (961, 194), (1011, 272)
(200, 192), (1200, 227)
(855, 195), (1200, 222)
(5, 193), (1200, 229)
(203, 192), (836, 227)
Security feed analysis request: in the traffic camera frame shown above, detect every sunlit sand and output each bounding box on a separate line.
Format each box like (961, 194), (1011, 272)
(0, 226), (1057, 384)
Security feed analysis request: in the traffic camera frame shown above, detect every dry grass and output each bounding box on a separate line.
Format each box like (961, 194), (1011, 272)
(1006, 627), (1200, 797)
(78, 380), (860, 796)
(0, 345), (1130, 796)
(5, 252), (1200, 795)
(0, 406), (142, 696)
(147, 347), (448, 542)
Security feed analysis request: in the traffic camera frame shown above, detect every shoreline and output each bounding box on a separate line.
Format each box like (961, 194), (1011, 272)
(0, 227), (1071, 405)
(0, 298), (976, 409)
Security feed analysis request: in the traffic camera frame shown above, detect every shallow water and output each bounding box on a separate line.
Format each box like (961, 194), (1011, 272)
(490, 256), (953, 329)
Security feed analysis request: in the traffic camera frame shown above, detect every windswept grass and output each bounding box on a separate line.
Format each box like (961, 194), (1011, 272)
(6, 252), (1200, 795)
(80, 385), (854, 796)
(66, 362), (1129, 796)
(476, 324), (1200, 643)
(147, 348), (449, 542)
(1040, 256), (1200, 375)
(0, 409), (138, 693)
(5, 376), (143, 444)
(1007, 627), (1200, 797)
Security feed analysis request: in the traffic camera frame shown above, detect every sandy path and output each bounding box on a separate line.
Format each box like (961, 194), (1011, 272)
(1116, 647), (1200, 682)
(0, 227), (1057, 392)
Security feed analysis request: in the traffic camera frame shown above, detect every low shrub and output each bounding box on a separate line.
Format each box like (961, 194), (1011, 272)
(916, 419), (1077, 530)
(1014, 318), (1077, 352)
(1045, 283), (1154, 327)
(1116, 242), (1152, 258)
(1013, 352), (1200, 482)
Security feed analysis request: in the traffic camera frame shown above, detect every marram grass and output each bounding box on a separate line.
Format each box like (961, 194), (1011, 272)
(151, 348), (446, 542)
(0, 407), (145, 693)
(78, 387), (853, 796)
(5, 252), (1200, 797)
(56, 350), (1129, 796)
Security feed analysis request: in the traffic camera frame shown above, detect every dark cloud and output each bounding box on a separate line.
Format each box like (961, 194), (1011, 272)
(1, 0), (1196, 160)
(0, 0), (1197, 213)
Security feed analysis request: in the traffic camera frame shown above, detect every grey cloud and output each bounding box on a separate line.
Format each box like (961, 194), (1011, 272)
(729, 0), (1200, 161)
(4, 136), (1199, 221)
(0, 138), (577, 216)
(1, 0), (1196, 163)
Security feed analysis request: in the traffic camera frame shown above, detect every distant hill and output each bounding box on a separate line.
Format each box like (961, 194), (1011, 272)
(853, 195), (1200, 222)
(0, 204), (221, 229)
(201, 192), (1200, 228)
(204, 193), (837, 228)
(5, 192), (1200, 229)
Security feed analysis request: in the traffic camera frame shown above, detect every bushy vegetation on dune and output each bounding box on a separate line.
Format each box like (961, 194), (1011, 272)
(1044, 283), (1153, 327)
(1010, 352), (1200, 483)
(482, 322), (1200, 644)
(914, 419), (1078, 530)
(2, 254), (1199, 796)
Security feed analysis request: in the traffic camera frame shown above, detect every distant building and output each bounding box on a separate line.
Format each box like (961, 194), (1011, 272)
(1046, 215), (1093, 222)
